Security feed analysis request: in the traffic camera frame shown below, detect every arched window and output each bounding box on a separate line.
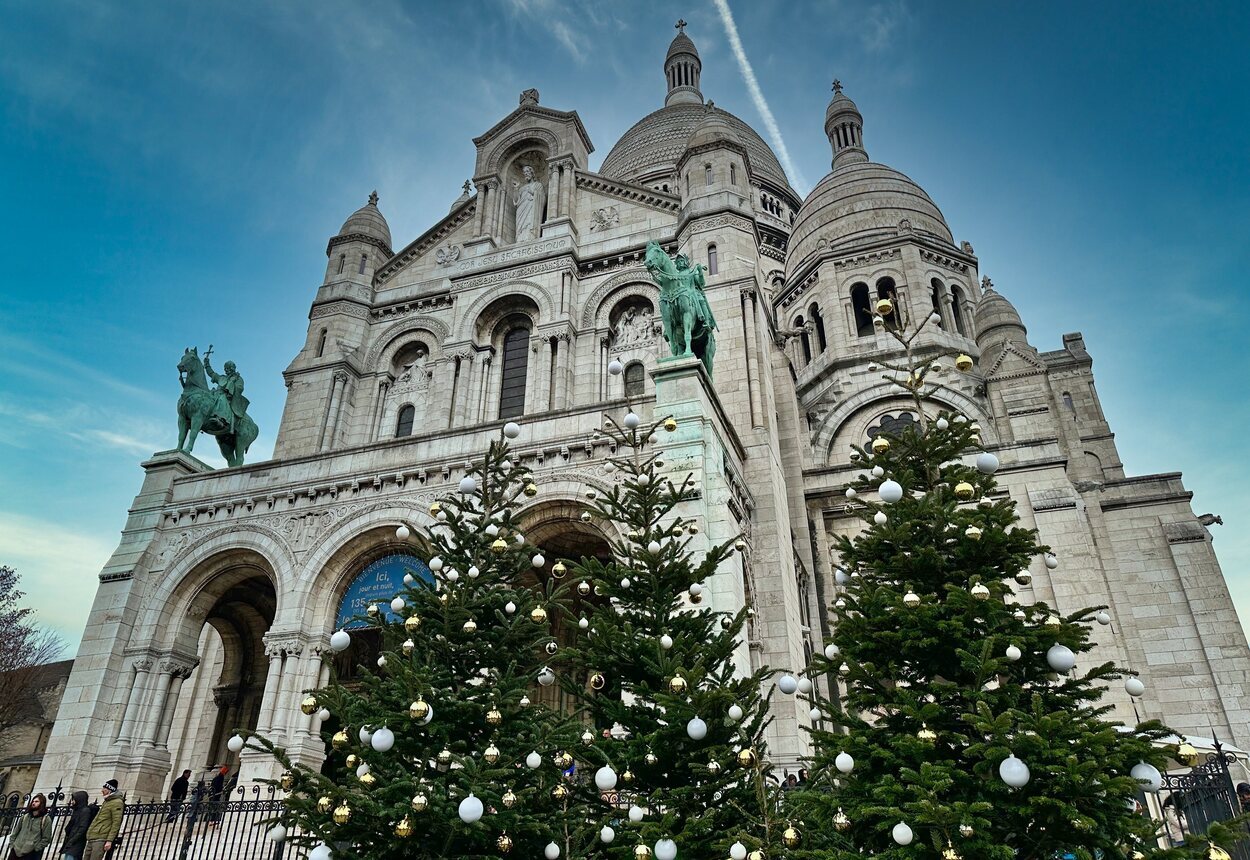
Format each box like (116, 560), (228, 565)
(705, 164), (714, 186)
(337, 254), (346, 275)
(930, 279), (945, 328)
(950, 285), (968, 336)
(707, 244), (719, 275)
(794, 315), (811, 365)
(498, 327), (530, 419)
(358, 254), (367, 275)
(851, 283), (873, 337)
(1063, 391), (1075, 411)
(395, 404), (415, 437)
(730, 164), (737, 185)
(876, 277), (899, 331)
(867, 411), (917, 441)
(316, 328), (328, 358)
(809, 302), (827, 352)
(624, 361), (645, 398)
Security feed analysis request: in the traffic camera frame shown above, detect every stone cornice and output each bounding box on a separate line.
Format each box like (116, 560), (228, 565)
(375, 202), (477, 285)
(784, 234), (972, 299)
(575, 171), (680, 213)
(369, 293), (454, 320)
(327, 232), (392, 258)
(472, 104), (594, 154)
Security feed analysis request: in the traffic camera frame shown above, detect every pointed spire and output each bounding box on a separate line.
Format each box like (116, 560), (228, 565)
(664, 18), (702, 106)
(824, 79), (867, 170)
(367, 190), (379, 206)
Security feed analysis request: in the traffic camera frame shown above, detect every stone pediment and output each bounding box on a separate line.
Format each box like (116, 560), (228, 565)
(375, 203), (478, 287)
(472, 91), (594, 176)
(984, 341), (1047, 380)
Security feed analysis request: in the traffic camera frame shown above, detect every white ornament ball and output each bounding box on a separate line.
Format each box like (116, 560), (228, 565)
(486, 524), (499, 537)
(1125, 677), (1146, 697)
(1005, 644), (1022, 662)
(514, 533), (525, 545)
(1131, 761), (1163, 793)
(879, 479), (903, 503)
(503, 421), (521, 439)
(730, 843), (747, 860)
(892, 822), (914, 845)
(999, 754), (1031, 787)
(1096, 611), (1111, 625)
(403, 573), (414, 585)
(371, 726), (395, 752)
(505, 601), (516, 614)
(874, 511), (888, 525)
(309, 843), (332, 860)
(608, 359), (624, 376)
(458, 794), (484, 823)
(797, 677), (813, 694)
(687, 717), (708, 740)
(329, 629), (351, 652)
(532, 554), (545, 568)
(624, 412), (641, 430)
(468, 565), (479, 578)
(538, 667), (556, 686)
(936, 417), (949, 430)
(628, 805), (644, 823)
(355, 763), (369, 778)
(727, 704), (744, 722)
(824, 643), (840, 660)
(660, 634), (674, 650)
(778, 675), (798, 695)
(526, 751), (542, 769)
(600, 826), (616, 844)
(845, 487), (857, 499)
(429, 557), (444, 572)
(871, 465), (885, 478)
(835, 751), (855, 774)
(358, 726), (373, 744)
(267, 825), (287, 843)
(545, 843), (560, 860)
(637, 473), (652, 486)
(1046, 643), (1076, 673)
(648, 541), (662, 554)
(655, 838), (677, 860)
(317, 708), (331, 722)
(377, 655), (387, 667)
(390, 596), (405, 613)
(579, 617), (589, 630)
(810, 707), (823, 721)
(595, 766), (619, 791)
(227, 734), (245, 753)
(422, 705), (434, 725)
(395, 524), (411, 540)
(1044, 553), (1059, 570)
(976, 452), (1000, 474)
(835, 568), (850, 585)
(620, 578), (631, 589)
(445, 570), (459, 583)
(459, 476), (477, 495)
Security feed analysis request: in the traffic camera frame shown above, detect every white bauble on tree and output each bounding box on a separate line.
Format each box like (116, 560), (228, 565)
(874, 511), (888, 525)
(267, 825), (287, 843)
(227, 734), (245, 753)
(579, 617), (589, 630)
(1005, 644), (1022, 662)
(1046, 643), (1076, 673)
(532, 554), (545, 568)
(505, 601), (516, 615)
(624, 412), (641, 430)
(503, 421), (522, 439)
(309, 844), (332, 860)
(545, 843), (560, 860)
(976, 452), (1000, 474)
(608, 359), (624, 376)
(459, 476), (477, 495)
(526, 751), (542, 769)
(429, 557), (444, 572)
(730, 843), (747, 860)
(655, 839), (677, 860)
(648, 541), (662, 554)
(370, 726), (395, 752)
(871, 465), (885, 477)
(628, 805), (644, 823)
(1131, 761), (1163, 792)
(390, 596), (405, 613)
(1044, 553), (1059, 569)
(892, 822), (914, 845)
(329, 629), (351, 652)
(395, 524), (411, 540)
(797, 677), (813, 694)
(1096, 611), (1112, 625)
(601, 826), (616, 844)
(835, 751), (854, 774)
(1125, 677), (1145, 697)
(824, 643), (839, 660)
(834, 568), (850, 585)
(358, 726), (373, 745)
(458, 794), (484, 823)
(687, 717), (708, 740)
(595, 766), (618, 791)
(936, 417), (949, 430)
(660, 634), (674, 650)
(538, 667), (556, 686)
(999, 754), (1030, 787)
(809, 707), (822, 721)
(727, 704), (744, 722)
(778, 675), (798, 694)
(845, 487), (857, 500)
(317, 708), (330, 722)
(879, 479), (903, 503)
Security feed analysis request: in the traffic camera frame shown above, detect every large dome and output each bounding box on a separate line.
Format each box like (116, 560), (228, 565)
(786, 161), (953, 276)
(599, 103), (794, 193)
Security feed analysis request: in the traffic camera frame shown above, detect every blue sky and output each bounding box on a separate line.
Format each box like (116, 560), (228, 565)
(2, 0), (1248, 653)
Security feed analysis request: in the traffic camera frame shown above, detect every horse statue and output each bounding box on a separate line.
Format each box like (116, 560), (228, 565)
(644, 240), (718, 376)
(176, 347), (259, 467)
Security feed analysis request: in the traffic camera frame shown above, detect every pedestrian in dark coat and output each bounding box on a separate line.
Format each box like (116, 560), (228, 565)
(164, 771), (191, 823)
(59, 792), (92, 860)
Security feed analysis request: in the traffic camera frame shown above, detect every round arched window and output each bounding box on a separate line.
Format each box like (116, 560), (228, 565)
(866, 412), (917, 441)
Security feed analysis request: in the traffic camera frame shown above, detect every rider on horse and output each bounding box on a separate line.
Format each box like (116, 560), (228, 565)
(205, 356), (249, 435)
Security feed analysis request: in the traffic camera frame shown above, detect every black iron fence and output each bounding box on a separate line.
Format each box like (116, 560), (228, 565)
(1160, 739), (1250, 858)
(0, 783), (308, 860)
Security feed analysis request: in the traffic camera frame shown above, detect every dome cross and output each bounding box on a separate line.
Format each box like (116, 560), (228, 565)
(675, 18), (687, 33)
(368, 190), (379, 206)
(832, 79), (843, 93)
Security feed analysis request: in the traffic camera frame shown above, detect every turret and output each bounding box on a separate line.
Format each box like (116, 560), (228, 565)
(324, 191), (393, 285)
(825, 80), (867, 170)
(664, 19), (702, 106)
(974, 279), (1029, 356)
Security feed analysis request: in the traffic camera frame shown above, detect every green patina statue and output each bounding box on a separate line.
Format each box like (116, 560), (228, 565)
(644, 240), (718, 375)
(176, 346), (259, 467)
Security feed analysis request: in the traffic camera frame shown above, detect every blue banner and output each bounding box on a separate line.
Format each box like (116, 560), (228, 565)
(335, 553), (433, 630)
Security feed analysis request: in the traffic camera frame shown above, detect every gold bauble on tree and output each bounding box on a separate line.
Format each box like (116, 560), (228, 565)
(463, 619), (478, 634)
(955, 353), (974, 372)
(942, 842), (962, 860)
(484, 744), (501, 765)
(871, 436), (890, 454)
(645, 752), (658, 767)
(748, 852), (765, 860)
(581, 730), (595, 746)
(524, 482), (538, 497)
(551, 784), (570, 801)
(345, 754), (359, 770)
(395, 817), (414, 838)
(300, 696), (319, 716)
(954, 481), (975, 500)
(502, 789), (517, 809)
(958, 823), (974, 838)
(402, 638), (415, 654)
(580, 511), (592, 523)
(707, 760), (721, 775)
(491, 538), (508, 553)
(366, 603), (379, 616)
(634, 845), (652, 860)
(331, 730), (349, 750)
(737, 748), (758, 768)
(437, 748), (453, 765)
(497, 833), (514, 854)
(668, 676), (688, 695)
(530, 606), (548, 624)
(332, 803), (352, 825)
(552, 561), (567, 578)
(279, 772), (294, 791)
(783, 826), (801, 848)
(411, 793), (429, 812)
(663, 417), (678, 432)
(1209, 847), (1233, 860)
(405, 615), (421, 633)
(556, 751), (574, 769)
(486, 708), (503, 726)
(875, 297), (893, 316)
(577, 580), (592, 596)
(545, 641), (558, 655)
(359, 772), (377, 788)
(316, 796), (332, 814)
(590, 673), (607, 691)
(1177, 742), (1200, 766)
(409, 700), (430, 720)
(965, 525), (982, 541)
(621, 769), (635, 784)
(917, 724), (937, 743)
(429, 501), (442, 516)
(832, 809), (851, 832)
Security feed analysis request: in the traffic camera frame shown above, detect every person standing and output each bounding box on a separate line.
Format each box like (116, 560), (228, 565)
(7, 794), (53, 860)
(164, 771), (191, 823)
(58, 792), (92, 860)
(205, 766), (227, 827)
(82, 780), (123, 860)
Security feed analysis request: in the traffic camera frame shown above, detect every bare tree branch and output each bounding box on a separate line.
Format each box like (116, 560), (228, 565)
(0, 566), (67, 751)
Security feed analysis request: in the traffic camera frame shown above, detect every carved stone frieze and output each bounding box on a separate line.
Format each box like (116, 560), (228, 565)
(589, 206), (620, 231)
(450, 236), (573, 276)
(310, 301), (370, 320)
(458, 257), (575, 290)
(435, 244), (462, 266)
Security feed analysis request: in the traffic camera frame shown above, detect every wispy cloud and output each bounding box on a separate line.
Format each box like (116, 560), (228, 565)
(712, 0), (808, 192)
(860, 1), (910, 53)
(502, 0), (587, 64)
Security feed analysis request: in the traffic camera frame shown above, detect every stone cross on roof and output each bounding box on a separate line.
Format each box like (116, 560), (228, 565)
(832, 79), (843, 93)
(675, 18), (687, 33)
(368, 190), (379, 206)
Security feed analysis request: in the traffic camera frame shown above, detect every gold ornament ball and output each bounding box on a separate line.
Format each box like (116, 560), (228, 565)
(958, 824), (974, 838)
(429, 502), (442, 516)
(367, 603), (379, 617)
(942, 842), (962, 860)
(954, 481), (975, 500)
(634, 845), (652, 860)
(621, 768), (635, 784)
(530, 606), (548, 624)
(557, 751), (574, 769)
(1044, 614), (1062, 628)
(737, 748), (758, 768)
(688, 524), (700, 535)
(316, 796), (333, 814)
(502, 789), (517, 809)
(645, 752), (658, 767)
(405, 615), (421, 633)
(463, 619), (478, 634)
(498, 833), (514, 854)
(519, 695), (531, 708)
(402, 638), (415, 654)
(748, 852), (765, 860)
(1177, 742), (1200, 766)
(491, 538), (508, 553)
(439, 593), (449, 604)
(734, 539), (747, 552)
(545, 641), (558, 655)
(580, 511), (592, 523)
(437, 748), (453, 765)
(664, 417), (678, 432)
(971, 583), (990, 601)
(832, 809), (851, 832)
(1209, 847), (1232, 860)
(955, 353), (974, 372)
(279, 772), (294, 792)
(581, 730), (595, 746)
(590, 673), (607, 691)
(1015, 570), (1033, 585)
(707, 760), (721, 775)
(486, 708), (503, 726)
(838, 662), (851, 677)
(689, 591), (703, 605)
(524, 483), (539, 497)
(875, 297), (894, 316)
(395, 817), (414, 838)
(484, 744), (501, 765)
(965, 525), (982, 541)
(668, 676), (688, 695)
(871, 436), (890, 455)
(552, 561), (567, 579)
(409, 700), (430, 720)
(300, 696), (319, 716)
(577, 580), (592, 596)
(411, 793), (429, 812)
(903, 591), (921, 608)
(331, 730), (349, 750)
(917, 724), (937, 742)
(552, 784), (570, 801)
(783, 827), (801, 848)
(345, 754), (359, 770)
(332, 804), (351, 825)
(359, 772), (377, 788)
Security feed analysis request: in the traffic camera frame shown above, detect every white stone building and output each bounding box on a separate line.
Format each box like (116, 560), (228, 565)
(37, 24), (1250, 796)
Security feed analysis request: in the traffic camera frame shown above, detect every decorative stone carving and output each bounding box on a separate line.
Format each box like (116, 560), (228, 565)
(961, 241), (975, 254)
(435, 244), (461, 266)
(589, 206), (620, 231)
(511, 165), (545, 243)
(611, 305), (659, 349)
(897, 218), (913, 235)
(519, 88), (540, 106)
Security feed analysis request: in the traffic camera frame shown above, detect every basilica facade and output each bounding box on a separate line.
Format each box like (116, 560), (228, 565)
(38, 24), (1250, 796)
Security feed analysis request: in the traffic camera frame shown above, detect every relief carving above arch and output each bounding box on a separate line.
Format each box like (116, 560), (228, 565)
(365, 316), (453, 369)
(580, 267), (656, 329)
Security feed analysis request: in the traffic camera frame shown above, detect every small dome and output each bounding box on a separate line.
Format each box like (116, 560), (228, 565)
(974, 284), (1027, 346)
(685, 105), (742, 150)
(825, 88), (860, 126)
(336, 191), (392, 250)
(667, 31), (699, 62)
(786, 162), (954, 277)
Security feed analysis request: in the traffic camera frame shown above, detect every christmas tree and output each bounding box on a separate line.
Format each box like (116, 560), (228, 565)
(556, 406), (789, 860)
(790, 301), (1222, 859)
(241, 425), (598, 860)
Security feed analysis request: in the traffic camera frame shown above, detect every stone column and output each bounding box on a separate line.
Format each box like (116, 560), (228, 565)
(277, 641), (307, 738)
(301, 653), (332, 739)
(114, 658), (153, 746)
(371, 379), (390, 441)
(156, 668), (191, 748)
(741, 288), (763, 429)
(528, 336), (551, 414)
(138, 668), (175, 748)
(257, 646), (284, 734)
(473, 181), (487, 236)
(940, 291), (957, 333)
(476, 356), (492, 423)
(559, 162), (574, 218)
(546, 164), (560, 225)
(451, 353), (474, 427)
(599, 337), (610, 400)
(554, 333), (571, 409)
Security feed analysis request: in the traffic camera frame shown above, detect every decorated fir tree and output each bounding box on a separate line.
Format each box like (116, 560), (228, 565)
(557, 409), (788, 860)
(242, 426), (599, 860)
(788, 303), (1227, 859)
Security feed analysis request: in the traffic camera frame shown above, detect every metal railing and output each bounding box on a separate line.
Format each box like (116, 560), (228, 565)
(0, 782), (307, 860)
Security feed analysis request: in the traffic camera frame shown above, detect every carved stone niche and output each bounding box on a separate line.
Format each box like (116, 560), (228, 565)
(503, 148), (549, 245)
(609, 296), (659, 351)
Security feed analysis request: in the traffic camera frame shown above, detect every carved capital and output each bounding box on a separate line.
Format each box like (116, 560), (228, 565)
(132, 658), (153, 673)
(333, 370), (349, 384)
